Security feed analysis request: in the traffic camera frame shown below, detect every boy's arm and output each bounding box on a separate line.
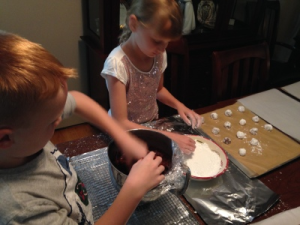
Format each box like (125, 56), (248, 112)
(95, 151), (165, 225)
(68, 90), (147, 160)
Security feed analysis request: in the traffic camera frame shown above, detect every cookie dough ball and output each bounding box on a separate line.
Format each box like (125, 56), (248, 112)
(224, 121), (231, 129)
(252, 116), (260, 123)
(239, 119), (246, 126)
(250, 127), (258, 135)
(223, 137), (231, 144)
(237, 131), (246, 139)
(224, 109), (232, 117)
(212, 127), (220, 135)
(250, 138), (259, 146)
(210, 112), (218, 120)
(264, 124), (273, 131)
(239, 148), (246, 156)
(238, 106), (245, 112)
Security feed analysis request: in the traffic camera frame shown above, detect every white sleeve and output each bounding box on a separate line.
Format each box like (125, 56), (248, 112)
(101, 56), (128, 85)
(162, 51), (168, 73)
(61, 92), (76, 120)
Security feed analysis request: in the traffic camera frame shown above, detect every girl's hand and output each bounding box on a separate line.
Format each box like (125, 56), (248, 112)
(163, 132), (196, 155)
(125, 151), (165, 197)
(177, 105), (203, 129)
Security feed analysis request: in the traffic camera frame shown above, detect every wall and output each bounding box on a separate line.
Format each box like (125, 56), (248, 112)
(0, 0), (88, 128)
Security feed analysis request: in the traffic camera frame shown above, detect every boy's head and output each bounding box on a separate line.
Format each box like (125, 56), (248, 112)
(0, 30), (76, 167)
(0, 30), (76, 127)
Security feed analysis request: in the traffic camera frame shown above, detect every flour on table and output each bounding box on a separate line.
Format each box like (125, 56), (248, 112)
(184, 141), (221, 177)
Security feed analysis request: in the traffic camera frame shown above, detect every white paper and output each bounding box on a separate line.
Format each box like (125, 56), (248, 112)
(281, 81), (300, 100)
(238, 89), (300, 142)
(251, 206), (300, 225)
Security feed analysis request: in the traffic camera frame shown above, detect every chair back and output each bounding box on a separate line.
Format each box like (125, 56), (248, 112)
(211, 42), (270, 104)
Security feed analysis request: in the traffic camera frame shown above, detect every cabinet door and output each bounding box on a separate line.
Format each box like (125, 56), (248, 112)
(82, 0), (120, 54)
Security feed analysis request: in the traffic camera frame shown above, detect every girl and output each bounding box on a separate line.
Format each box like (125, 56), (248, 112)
(101, 0), (202, 154)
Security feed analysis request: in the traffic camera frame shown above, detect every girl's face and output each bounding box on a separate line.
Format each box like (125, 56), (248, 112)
(134, 20), (173, 58)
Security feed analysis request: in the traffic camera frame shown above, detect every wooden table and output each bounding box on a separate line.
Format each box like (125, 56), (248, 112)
(56, 99), (300, 224)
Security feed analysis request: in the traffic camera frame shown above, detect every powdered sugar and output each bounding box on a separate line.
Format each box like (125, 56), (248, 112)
(184, 141), (221, 178)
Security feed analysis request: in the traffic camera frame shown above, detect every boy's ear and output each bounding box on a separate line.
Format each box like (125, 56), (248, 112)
(128, 14), (139, 31)
(0, 129), (13, 149)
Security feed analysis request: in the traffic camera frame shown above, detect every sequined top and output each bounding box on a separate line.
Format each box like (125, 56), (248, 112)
(101, 46), (167, 124)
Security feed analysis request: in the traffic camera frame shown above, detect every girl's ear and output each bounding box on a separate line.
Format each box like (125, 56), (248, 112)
(128, 14), (139, 32)
(0, 129), (13, 149)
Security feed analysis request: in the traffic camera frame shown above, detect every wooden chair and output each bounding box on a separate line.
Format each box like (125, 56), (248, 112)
(211, 42), (270, 104)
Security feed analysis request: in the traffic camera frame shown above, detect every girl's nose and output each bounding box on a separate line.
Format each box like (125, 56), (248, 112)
(158, 42), (168, 52)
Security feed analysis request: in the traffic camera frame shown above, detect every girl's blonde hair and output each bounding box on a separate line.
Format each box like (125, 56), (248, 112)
(0, 31), (76, 126)
(119, 0), (183, 43)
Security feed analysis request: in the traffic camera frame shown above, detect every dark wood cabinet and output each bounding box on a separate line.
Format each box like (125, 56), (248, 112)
(81, 0), (273, 116)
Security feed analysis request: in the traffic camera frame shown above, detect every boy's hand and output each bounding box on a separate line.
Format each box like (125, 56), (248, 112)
(119, 134), (149, 167)
(125, 151), (165, 198)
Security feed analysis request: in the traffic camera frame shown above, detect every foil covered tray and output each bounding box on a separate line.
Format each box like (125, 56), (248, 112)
(70, 148), (199, 224)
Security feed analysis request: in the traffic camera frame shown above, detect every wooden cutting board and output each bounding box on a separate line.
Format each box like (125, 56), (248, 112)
(198, 102), (300, 178)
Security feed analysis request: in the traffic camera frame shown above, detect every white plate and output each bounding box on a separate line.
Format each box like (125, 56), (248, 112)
(184, 135), (228, 181)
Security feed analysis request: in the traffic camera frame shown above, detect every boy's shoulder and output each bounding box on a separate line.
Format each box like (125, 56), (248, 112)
(0, 141), (94, 224)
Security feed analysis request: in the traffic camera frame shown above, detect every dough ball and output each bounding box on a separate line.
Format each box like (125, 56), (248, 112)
(252, 116), (260, 123)
(264, 124), (273, 131)
(239, 119), (246, 126)
(237, 131), (246, 139)
(250, 138), (259, 146)
(223, 137), (231, 144)
(212, 127), (220, 135)
(239, 148), (246, 156)
(210, 112), (218, 120)
(250, 127), (258, 135)
(224, 109), (232, 117)
(238, 106), (245, 112)
(224, 121), (231, 128)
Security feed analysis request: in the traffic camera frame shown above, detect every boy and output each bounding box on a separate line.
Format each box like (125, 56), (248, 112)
(0, 30), (165, 224)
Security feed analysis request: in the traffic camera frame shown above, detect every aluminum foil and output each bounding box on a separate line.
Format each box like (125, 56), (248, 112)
(70, 148), (199, 224)
(69, 115), (278, 224)
(152, 139), (188, 197)
(144, 115), (279, 224)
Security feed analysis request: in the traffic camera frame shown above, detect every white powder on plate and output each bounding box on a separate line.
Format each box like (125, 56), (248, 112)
(184, 141), (221, 177)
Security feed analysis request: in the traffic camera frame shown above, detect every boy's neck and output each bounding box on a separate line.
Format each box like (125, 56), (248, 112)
(0, 150), (42, 169)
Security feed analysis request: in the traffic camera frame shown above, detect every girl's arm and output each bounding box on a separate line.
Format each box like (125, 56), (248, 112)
(106, 76), (197, 154)
(156, 75), (202, 128)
